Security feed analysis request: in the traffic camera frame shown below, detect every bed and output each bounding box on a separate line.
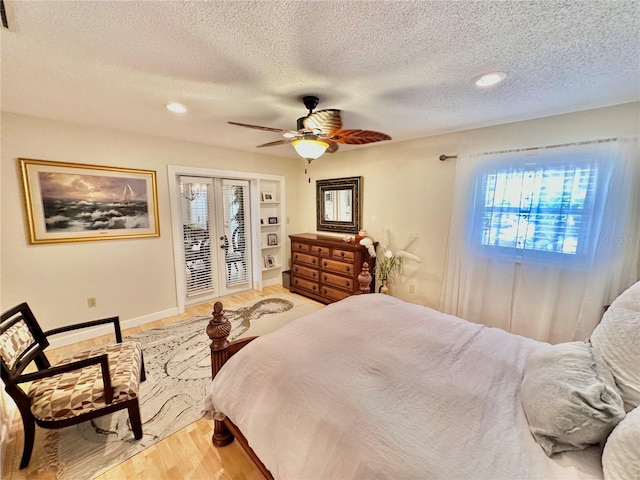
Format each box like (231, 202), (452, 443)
(203, 267), (639, 480)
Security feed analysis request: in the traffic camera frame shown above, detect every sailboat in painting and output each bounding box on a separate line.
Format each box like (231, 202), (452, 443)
(122, 184), (135, 204)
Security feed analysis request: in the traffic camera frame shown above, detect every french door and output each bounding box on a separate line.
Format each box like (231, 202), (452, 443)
(179, 176), (252, 304)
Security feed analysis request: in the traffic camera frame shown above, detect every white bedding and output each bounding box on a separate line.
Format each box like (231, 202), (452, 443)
(205, 294), (603, 480)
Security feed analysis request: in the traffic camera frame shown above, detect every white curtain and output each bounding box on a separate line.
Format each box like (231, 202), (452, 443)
(441, 137), (639, 344)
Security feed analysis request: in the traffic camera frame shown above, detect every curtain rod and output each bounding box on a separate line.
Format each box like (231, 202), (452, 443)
(439, 137), (619, 161)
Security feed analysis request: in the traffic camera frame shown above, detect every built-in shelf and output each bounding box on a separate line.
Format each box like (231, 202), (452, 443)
(259, 178), (284, 288)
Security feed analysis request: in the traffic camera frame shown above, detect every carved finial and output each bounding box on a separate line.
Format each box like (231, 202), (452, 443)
(212, 301), (224, 322)
(206, 301), (231, 351)
(357, 262), (372, 294)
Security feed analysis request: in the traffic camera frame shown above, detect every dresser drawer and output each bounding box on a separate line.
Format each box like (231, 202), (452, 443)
(292, 264), (319, 281)
(322, 271), (353, 291)
(291, 275), (319, 294)
(331, 249), (355, 262)
(292, 242), (310, 253)
(322, 258), (355, 276)
(310, 244), (330, 256)
(293, 252), (319, 267)
(320, 285), (351, 302)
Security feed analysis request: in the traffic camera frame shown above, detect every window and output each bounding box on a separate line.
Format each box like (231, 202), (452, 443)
(470, 155), (610, 267)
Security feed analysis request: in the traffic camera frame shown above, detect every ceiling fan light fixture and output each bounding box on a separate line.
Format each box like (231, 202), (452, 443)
(474, 71), (507, 87)
(292, 138), (329, 161)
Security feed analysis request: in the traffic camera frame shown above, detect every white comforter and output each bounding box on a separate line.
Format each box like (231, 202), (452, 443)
(205, 294), (603, 480)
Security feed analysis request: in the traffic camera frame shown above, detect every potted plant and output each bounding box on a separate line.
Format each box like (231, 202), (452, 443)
(375, 248), (403, 294)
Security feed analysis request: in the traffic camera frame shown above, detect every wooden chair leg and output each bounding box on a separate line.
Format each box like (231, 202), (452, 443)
(19, 414), (35, 469)
(128, 400), (143, 439)
(140, 352), (146, 382)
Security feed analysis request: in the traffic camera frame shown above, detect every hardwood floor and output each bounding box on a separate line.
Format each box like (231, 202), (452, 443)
(1, 286), (320, 480)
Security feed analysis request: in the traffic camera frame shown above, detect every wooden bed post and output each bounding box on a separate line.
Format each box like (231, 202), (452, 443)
(356, 262), (373, 294)
(206, 301), (234, 447)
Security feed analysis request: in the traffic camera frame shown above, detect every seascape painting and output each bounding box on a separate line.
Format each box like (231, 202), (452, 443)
(20, 159), (159, 244)
(39, 172), (150, 232)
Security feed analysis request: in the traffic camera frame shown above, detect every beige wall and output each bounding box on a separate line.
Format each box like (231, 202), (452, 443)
(2, 103), (638, 335)
(1, 113), (301, 335)
(295, 102), (640, 307)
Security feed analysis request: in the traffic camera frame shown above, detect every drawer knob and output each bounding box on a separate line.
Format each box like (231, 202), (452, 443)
(312, 272), (317, 277)
(345, 281), (350, 287)
(317, 247), (322, 252)
(346, 266), (351, 272)
(312, 285), (316, 291)
(340, 251), (345, 257)
(323, 261), (327, 267)
(323, 275), (327, 281)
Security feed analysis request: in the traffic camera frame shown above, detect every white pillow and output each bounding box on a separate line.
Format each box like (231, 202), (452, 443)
(591, 281), (640, 411)
(602, 406), (640, 480)
(521, 341), (625, 456)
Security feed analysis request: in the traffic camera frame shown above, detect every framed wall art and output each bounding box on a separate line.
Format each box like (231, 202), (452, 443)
(19, 158), (160, 244)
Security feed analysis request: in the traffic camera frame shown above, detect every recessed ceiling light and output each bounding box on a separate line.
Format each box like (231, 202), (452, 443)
(474, 71), (507, 87)
(166, 102), (187, 114)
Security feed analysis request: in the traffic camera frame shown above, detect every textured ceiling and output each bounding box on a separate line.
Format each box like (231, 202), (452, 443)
(1, 0), (639, 158)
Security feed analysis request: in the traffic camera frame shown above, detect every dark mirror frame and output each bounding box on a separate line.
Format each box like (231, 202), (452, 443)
(316, 176), (362, 234)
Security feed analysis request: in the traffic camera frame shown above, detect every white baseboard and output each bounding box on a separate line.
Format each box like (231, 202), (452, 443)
(47, 307), (180, 350)
(261, 277), (283, 288)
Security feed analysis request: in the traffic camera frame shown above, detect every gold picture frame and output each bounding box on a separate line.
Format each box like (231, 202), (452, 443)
(19, 158), (160, 244)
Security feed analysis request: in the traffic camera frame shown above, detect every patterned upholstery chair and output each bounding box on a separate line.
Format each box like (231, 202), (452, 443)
(0, 302), (145, 469)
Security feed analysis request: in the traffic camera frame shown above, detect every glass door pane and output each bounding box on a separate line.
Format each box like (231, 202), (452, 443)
(179, 177), (217, 300)
(217, 179), (252, 295)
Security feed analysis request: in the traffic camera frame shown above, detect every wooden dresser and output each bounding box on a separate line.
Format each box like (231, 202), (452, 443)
(289, 233), (376, 304)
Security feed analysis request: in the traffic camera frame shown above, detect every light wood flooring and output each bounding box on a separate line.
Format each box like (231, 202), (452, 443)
(2, 286), (321, 480)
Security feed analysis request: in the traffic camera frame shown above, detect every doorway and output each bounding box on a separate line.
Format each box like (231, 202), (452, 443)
(178, 176), (252, 304)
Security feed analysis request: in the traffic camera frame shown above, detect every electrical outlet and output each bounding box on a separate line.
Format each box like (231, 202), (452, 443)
(408, 284), (416, 294)
(87, 297), (97, 308)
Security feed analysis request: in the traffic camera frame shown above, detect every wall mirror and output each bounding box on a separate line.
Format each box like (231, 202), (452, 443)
(316, 176), (362, 234)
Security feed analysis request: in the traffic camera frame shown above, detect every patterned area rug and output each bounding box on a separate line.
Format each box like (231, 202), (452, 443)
(31, 294), (322, 480)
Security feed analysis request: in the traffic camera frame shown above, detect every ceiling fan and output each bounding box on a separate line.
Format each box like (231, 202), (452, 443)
(228, 95), (391, 162)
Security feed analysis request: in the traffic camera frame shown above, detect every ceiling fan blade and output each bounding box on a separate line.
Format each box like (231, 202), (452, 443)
(256, 138), (294, 148)
(303, 109), (342, 134)
(326, 141), (339, 154)
(228, 121), (290, 134)
(329, 129), (391, 145)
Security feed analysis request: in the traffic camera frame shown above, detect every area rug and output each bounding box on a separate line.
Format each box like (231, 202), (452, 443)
(32, 294), (322, 480)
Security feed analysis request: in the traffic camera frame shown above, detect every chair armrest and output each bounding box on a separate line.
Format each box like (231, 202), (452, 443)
(14, 354), (114, 404)
(44, 316), (123, 343)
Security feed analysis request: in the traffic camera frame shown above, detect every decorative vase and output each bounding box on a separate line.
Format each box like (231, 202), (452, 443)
(379, 279), (390, 295)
